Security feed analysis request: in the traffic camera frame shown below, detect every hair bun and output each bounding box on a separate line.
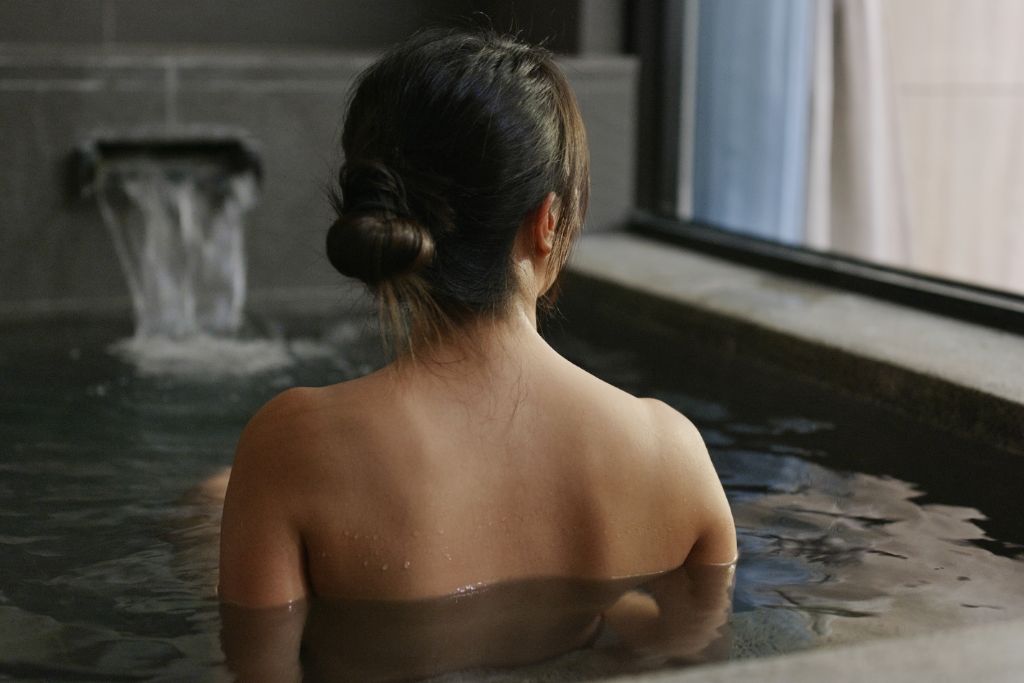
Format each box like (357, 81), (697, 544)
(326, 161), (434, 285)
(326, 212), (434, 285)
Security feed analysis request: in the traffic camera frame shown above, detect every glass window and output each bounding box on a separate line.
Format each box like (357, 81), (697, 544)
(672, 0), (1024, 299)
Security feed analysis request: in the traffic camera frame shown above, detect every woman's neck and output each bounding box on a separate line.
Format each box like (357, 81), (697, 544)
(392, 300), (550, 382)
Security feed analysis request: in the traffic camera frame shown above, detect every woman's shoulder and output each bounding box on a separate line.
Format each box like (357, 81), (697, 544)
(552, 355), (701, 445)
(248, 366), (391, 427)
(551, 359), (701, 468)
(235, 371), (388, 468)
(637, 398), (706, 459)
(229, 387), (331, 497)
(239, 385), (333, 450)
(552, 363), (736, 565)
(637, 398), (737, 565)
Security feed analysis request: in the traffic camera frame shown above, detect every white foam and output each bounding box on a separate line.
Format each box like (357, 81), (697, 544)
(109, 334), (295, 378)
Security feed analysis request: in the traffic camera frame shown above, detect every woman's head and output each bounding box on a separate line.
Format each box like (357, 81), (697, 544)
(327, 29), (589, 350)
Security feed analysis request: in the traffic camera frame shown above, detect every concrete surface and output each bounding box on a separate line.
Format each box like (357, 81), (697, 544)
(567, 232), (1024, 454)
(609, 617), (1024, 683)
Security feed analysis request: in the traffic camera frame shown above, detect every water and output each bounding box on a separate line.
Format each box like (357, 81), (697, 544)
(1, 315), (1023, 681)
(96, 156), (257, 340)
(219, 568), (732, 682)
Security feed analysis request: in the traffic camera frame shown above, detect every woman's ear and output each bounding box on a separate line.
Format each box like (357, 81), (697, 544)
(531, 192), (559, 256)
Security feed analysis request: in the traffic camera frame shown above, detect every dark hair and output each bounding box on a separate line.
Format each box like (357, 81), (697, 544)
(326, 29), (589, 351)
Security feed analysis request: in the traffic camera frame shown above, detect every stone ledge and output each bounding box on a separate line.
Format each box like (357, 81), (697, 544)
(610, 617), (1024, 683)
(566, 232), (1024, 454)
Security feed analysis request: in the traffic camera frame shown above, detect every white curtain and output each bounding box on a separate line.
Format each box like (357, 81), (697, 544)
(805, 0), (910, 263)
(687, 0), (815, 245)
(878, 0), (1024, 295)
(685, 0), (907, 255)
(685, 0), (1024, 296)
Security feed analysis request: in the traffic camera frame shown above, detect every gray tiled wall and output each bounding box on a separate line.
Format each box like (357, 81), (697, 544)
(0, 0), (465, 48)
(0, 0), (109, 45)
(0, 48), (636, 313)
(0, 1), (596, 51)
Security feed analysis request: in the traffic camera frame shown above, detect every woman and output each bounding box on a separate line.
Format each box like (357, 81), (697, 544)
(219, 29), (736, 678)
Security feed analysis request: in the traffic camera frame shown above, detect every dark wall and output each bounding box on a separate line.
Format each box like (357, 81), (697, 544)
(466, 0), (582, 52)
(470, 0), (628, 54)
(0, 1), (455, 48)
(0, 0), (618, 53)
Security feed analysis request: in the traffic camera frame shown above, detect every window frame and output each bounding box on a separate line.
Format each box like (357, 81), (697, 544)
(630, 0), (1024, 335)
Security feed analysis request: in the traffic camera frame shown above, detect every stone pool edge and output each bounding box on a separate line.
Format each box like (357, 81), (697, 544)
(566, 232), (1024, 456)
(608, 617), (1024, 683)
(566, 232), (1024, 682)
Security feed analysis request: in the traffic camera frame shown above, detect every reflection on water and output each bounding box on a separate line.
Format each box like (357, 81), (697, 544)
(221, 566), (733, 682)
(732, 470), (1024, 648)
(0, 319), (1022, 680)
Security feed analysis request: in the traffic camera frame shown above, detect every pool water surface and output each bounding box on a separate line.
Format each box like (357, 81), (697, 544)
(1, 314), (1022, 681)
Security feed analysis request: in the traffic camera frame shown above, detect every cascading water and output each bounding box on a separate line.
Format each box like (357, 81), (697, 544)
(77, 135), (312, 375)
(90, 142), (257, 338)
(97, 160), (253, 342)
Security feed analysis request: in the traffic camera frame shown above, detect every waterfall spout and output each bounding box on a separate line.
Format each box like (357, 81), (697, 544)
(77, 136), (260, 339)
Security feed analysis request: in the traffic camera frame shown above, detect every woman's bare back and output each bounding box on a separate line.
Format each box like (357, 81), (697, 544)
(219, 325), (735, 606)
